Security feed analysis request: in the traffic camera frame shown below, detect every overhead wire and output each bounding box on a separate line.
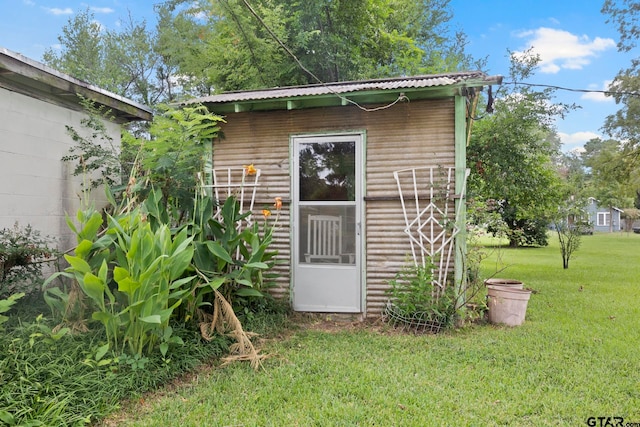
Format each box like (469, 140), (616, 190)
(238, 0), (640, 112)
(238, 0), (409, 112)
(502, 81), (640, 98)
(220, 0), (268, 86)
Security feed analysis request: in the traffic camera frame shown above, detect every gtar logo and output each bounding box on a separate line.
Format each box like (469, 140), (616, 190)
(586, 417), (624, 427)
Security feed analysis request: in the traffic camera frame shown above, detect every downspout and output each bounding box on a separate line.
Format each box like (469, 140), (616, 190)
(454, 94), (467, 320)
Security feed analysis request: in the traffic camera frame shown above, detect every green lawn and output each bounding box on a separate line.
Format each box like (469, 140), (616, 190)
(100, 232), (640, 426)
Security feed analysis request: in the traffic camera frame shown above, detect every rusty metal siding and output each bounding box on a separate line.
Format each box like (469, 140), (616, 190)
(210, 98), (456, 315)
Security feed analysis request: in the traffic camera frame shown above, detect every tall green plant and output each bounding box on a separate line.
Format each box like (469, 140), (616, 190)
(190, 195), (278, 309)
(44, 191), (194, 357)
(109, 212), (193, 356)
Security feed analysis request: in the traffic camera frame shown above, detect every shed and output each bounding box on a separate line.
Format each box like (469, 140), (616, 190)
(185, 72), (502, 317)
(0, 47), (152, 252)
(587, 197), (622, 232)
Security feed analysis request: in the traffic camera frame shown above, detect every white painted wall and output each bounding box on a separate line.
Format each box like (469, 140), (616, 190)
(0, 87), (119, 253)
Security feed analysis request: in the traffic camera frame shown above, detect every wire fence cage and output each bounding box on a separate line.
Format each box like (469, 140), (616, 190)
(382, 301), (448, 334)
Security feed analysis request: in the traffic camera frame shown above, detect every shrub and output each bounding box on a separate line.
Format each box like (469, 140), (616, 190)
(385, 260), (457, 329)
(0, 223), (57, 298)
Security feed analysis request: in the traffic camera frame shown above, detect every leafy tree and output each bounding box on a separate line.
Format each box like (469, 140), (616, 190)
(467, 49), (572, 247)
(42, 9), (106, 87)
(153, 0), (482, 93)
(45, 1), (484, 102)
(127, 104), (224, 210)
(552, 171), (591, 269)
(552, 203), (589, 269)
(555, 150), (590, 200)
(43, 8), (172, 106)
(582, 137), (635, 230)
(601, 0), (640, 186)
(622, 208), (640, 231)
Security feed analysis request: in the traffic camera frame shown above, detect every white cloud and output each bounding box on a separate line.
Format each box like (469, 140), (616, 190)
(568, 146), (586, 154)
(90, 7), (114, 14)
(514, 27), (616, 74)
(43, 7), (73, 16)
(581, 80), (614, 103)
(558, 131), (601, 147)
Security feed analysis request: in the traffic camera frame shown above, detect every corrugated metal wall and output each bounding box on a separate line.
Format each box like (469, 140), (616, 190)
(210, 98), (456, 316)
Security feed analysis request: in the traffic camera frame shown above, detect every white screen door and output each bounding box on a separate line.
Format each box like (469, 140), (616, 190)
(292, 133), (362, 312)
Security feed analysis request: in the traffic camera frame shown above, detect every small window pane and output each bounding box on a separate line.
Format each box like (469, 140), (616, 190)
(298, 141), (356, 201)
(299, 205), (356, 265)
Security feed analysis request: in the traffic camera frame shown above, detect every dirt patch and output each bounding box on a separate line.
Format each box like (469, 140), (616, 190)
(286, 312), (415, 335)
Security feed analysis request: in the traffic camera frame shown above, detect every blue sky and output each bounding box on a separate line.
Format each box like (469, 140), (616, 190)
(0, 0), (633, 153)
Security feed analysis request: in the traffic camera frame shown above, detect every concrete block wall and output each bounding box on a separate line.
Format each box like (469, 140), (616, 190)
(0, 87), (119, 253)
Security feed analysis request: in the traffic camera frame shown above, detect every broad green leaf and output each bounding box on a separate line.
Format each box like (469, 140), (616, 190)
(206, 240), (234, 264)
(75, 239), (94, 258)
(245, 262), (269, 269)
(113, 266), (130, 283)
(207, 277), (226, 290)
(168, 247), (194, 280)
(139, 256), (164, 284)
(117, 277), (141, 295)
(163, 325), (173, 341)
(170, 276), (196, 289)
(81, 211), (104, 240)
(98, 259), (109, 283)
(42, 271), (73, 290)
(65, 213), (79, 236)
(139, 314), (162, 324)
(64, 254), (92, 275)
(0, 410), (15, 424)
(95, 343), (110, 361)
(92, 311), (115, 324)
(236, 278), (253, 287)
(159, 342), (169, 357)
(235, 287), (264, 297)
(0, 292), (25, 314)
(82, 272), (106, 304)
(171, 228), (194, 254)
(169, 335), (184, 345)
(193, 242), (218, 272)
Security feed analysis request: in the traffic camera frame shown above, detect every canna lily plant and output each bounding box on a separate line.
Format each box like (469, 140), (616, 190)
(44, 195), (194, 357)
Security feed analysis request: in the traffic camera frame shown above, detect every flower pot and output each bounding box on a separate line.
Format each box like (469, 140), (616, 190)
(486, 285), (532, 326)
(484, 278), (524, 290)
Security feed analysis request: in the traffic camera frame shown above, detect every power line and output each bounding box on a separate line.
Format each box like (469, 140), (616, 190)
(239, 0), (640, 111)
(502, 81), (640, 98)
(238, 0), (408, 112)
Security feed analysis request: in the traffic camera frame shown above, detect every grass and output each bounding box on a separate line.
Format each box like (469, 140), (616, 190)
(98, 232), (640, 426)
(0, 315), (230, 426)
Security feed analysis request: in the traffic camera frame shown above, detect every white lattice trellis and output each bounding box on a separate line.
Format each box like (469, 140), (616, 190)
(201, 167), (261, 230)
(393, 166), (470, 292)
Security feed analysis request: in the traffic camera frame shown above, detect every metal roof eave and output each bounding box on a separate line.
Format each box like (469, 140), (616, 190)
(0, 47), (153, 123)
(200, 79), (496, 114)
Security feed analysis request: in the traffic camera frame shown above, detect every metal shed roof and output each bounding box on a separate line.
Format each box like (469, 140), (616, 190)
(0, 47), (152, 123)
(184, 71), (502, 113)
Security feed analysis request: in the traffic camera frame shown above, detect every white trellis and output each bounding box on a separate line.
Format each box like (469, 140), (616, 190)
(393, 166), (470, 292)
(201, 167), (261, 230)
